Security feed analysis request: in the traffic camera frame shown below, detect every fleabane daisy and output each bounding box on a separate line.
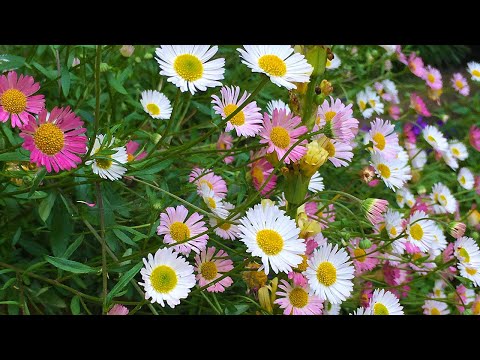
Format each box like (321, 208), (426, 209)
(20, 107), (87, 173)
(199, 183), (229, 219)
(429, 224), (447, 256)
(274, 280), (324, 315)
(325, 54), (341, 70)
(370, 151), (412, 191)
(304, 243), (355, 304)
(348, 238), (379, 275)
(86, 134), (128, 181)
(194, 247), (234, 293)
(324, 139), (354, 167)
(0, 71), (45, 128)
(189, 167), (227, 199)
(423, 65), (442, 90)
(237, 202), (305, 275)
(237, 45), (313, 90)
(315, 97), (359, 143)
(396, 187), (415, 208)
(157, 205), (208, 255)
(140, 90), (172, 119)
(365, 87), (384, 116)
(423, 125), (448, 153)
(259, 108), (308, 164)
(351, 307), (370, 315)
(211, 85), (263, 137)
(250, 157), (277, 196)
(458, 167), (474, 190)
(155, 45), (225, 95)
(405, 141), (427, 170)
(406, 210), (436, 252)
(139, 247), (195, 308)
(209, 202), (240, 240)
(323, 301), (341, 315)
(368, 289), (404, 315)
(449, 141), (468, 161)
(365, 118), (399, 159)
(451, 73), (470, 96)
(384, 209), (406, 254)
(454, 236), (480, 265)
(356, 90), (374, 119)
(430, 182), (457, 214)
(423, 300), (450, 315)
(266, 99), (290, 116)
(308, 171), (325, 193)
(467, 61), (480, 81)
(458, 262), (480, 287)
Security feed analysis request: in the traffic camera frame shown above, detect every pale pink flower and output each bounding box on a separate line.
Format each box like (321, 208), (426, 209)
(274, 279), (324, 315)
(348, 238), (379, 275)
(315, 97), (358, 143)
(365, 118), (399, 159)
(451, 73), (470, 96)
(406, 53), (426, 78)
(361, 198), (389, 225)
(126, 140), (147, 162)
(388, 104), (401, 120)
(410, 93), (431, 117)
(249, 157), (277, 196)
(469, 125), (480, 152)
(108, 304), (129, 315)
(326, 139), (354, 167)
(194, 247), (233, 293)
(423, 65), (443, 90)
(216, 132), (234, 164)
(189, 167), (227, 199)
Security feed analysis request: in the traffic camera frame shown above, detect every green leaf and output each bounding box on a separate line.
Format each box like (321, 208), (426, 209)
(13, 191), (47, 200)
(70, 296), (81, 315)
(12, 227), (22, 246)
(45, 255), (96, 274)
(107, 73), (128, 95)
(112, 228), (139, 248)
(62, 235), (84, 259)
(38, 192), (57, 222)
(0, 278), (16, 291)
(32, 62), (56, 80)
(113, 225), (148, 239)
(0, 150), (30, 161)
(225, 304), (249, 315)
(0, 301), (20, 305)
(28, 167), (48, 198)
(106, 261), (142, 304)
(50, 200), (73, 256)
(128, 159), (173, 176)
(0, 54), (25, 72)
(61, 67), (71, 97)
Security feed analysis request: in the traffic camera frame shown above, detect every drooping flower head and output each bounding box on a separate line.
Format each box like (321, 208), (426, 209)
(126, 140), (147, 162)
(361, 198), (389, 225)
(140, 90), (172, 119)
(274, 280), (324, 315)
(249, 157), (277, 196)
(194, 247), (234, 293)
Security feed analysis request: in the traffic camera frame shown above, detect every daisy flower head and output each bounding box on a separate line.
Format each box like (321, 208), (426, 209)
(467, 61), (480, 81)
(308, 171), (325, 193)
(423, 65), (443, 90)
(368, 289), (404, 315)
(237, 45), (313, 90)
(430, 182), (457, 214)
(370, 151), (412, 191)
(441, 149), (459, 171)
(107, 304), (129, 315)
(274, 279), (324, 315)
(395, 187), (415, 208)
(216, 132), (234, 164)
(125, 140), (147, 162)
(433, 279), (447, 298)
(423, 125), (448, 153)
(157, 205), (208, 255)
(458, 167), (474, 190)
(0, 71), (45, 128)
(140, 90), (172, 120)
(86, 134), (128, 181)
(366, 87), (385, 116)
(410, 93), (431, 117)
(429, 224), (447, 256)
(237, 202), (305, 275)
(405, 141), (427, 170)
(209, 202), (240, 240)
(211, 85), (263, 137)
(454, 236), (480, 265)
(451, 73), (470, 96)
(155, 45), (225, 95)
(250, 157), (277, 196)
(423, 300), (449, 315)
(323, 301), (341, 315)
(20, 107), (87, 173)
(356, 90), (374, 119)
(351, 307), (370, 315)
(458, 262), (480, 287)
(455, 284), (476, 313)
(199, 183), (229, 219)
(324, 139), (354, 167)
(259, 108), (308, 164)
(388, 104), (401, 120)
(376, 79), (399, 104)
(406, 210), (436, 252)
(325, 53), (341, 70)
(365, 118), (399, 159)
(379, 45), (398, 55)
(470, 125), (480, 152)
(316, 97), (359, 143)
(361, 198), (389, 225)
(304, 243), (355, 304)
(348, 238), (379, 275)
(189, 167), (227, 199)
(194, 247), (233, 293)
(449, 141), (468, 161)
(266, 99), (290, 116)
(139, 247), (195, 308)
(406, 53), (426, 78)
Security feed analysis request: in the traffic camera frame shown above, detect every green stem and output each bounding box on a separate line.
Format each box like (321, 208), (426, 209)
(95, 182), (108, 314)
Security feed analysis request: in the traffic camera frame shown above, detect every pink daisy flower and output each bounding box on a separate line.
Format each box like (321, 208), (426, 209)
(20, 107), (87, 173)
(365, 118), (399, 159)
(274, 279), (324, 315)
(455, 284), (475, 313)
(469, 125), (480, 152)
(125, 140), (147, 162)
(360, 282), (374, 308)
(157, 205), (208, 255)
(348, 238), (379, 275)
(316, 97), (358, 143)
(249, 157), (277, 196)
(189, 167), (228, 199)
(388, 104), (401, 120)
(288, 271), (308, 287)
(361, 198), (389, 225)
(0, 71), (45, 128)
(451, 73), (470, 96)
(216, 132), (234, 164)
(259, 108), (307, 164)
(325, 139), (353, 167)
(382, 261), (411, 299)
(107, 304), (129, 315)
(194, 246), (233, 293)
(406, 53), (426, 78)
(209, 202), (240, 240)
(423, 65), (442, 90)
(410, 93), (431, 117)
(212, 85), (263, 137)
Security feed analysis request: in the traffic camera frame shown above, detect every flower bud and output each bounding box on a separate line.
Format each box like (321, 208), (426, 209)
(144, 52), (153, 60)
(417, 185), (427, 195)
(120, 45), (135, 57)
(359, 238), (372, 249)
(361, 198), (389, 225)
(72, 57), (81, 68)
(299, 139), (329, 177)
(320, 79), (333, 96)
(99, 62), (110, 72)
(448, 222), (466, 239)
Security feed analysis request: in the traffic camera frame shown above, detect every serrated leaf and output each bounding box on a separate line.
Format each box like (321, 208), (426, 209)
(38, 192), (57, 222)
(106, 261), (142, 304)
(70, 296), (81, 315)
(61, 67), (71, 97)
(45, 255), (96, 274)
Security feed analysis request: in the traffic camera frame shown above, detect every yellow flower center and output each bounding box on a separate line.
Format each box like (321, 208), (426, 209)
(256, 229), (284, 255)
(224, 103), (245, 126)
(316, 261), (337, 286)
(369, 99), (376, 107)
(390, 227), (397, 236)
(1, 88), (27, 114)
(359, 100), (367, 111)
(288, 287), (309, 308)
(458, 248), (470, 263)
(96, 156), (112, 169)
(431, 307), (441, 315)
(412, 252), (423, 261)
(373, 303), (389, 315)
(466, 267), (477, 276)
(33, 123), (65, 156)
(377, 163), (391, 179)
(173, 54), (204, 82)
(326, 59), (332, 68)
(199, 179), (214, 191)
(373, 132), (386, 151)
(251, 165), (265, 184)
(353, 248), (367, 263)
(396, 194), (404, 203)
(294, 254), (308, 272)
(324, 111), (337, 121)
(206, 197), (217, 209)
(150, 265), (178, 293)
(455, 80), (464, 89)
(427, 74), (435, 83)
(325, 140), (336, 157)
(169, 221), (190, 242)
(460, 176), (466, 185)
(473, 301), (480, 315)
(270, 126), (290, 149)
(127, 153), (135, 162)
(451, 147), (460, 157)
(472, 70), (480, 77)
(427, 135), (436, 143)
(439, 194), (447, 206)
(410, 223), (424, 241)
(146, 103), (161, 116)
(219, 222), (232, 231)
(258, 54), (287, 77)
(200, 261), (218, 280)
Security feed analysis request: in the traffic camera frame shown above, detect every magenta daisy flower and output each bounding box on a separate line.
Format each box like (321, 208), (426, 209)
(259, 108), (307, 164)
(125, 140), (147, 162)
(410, 93), (431, 117)
(189, 167), (228, 199)
(157, 205), (209, 255)
(250, 157), (277, 196)
(194, 246), (233, 293)
(216, 132), (234, 164)
(212, 85), (263, 137)
(423, 65), (442, 90)
(274, 279), (324, 315)
(406, 53), (426, 78)
(324, 139), (353, 167)
(316, 97), (358, 143)
(365, 118), (399, 159)
(451, 73), (470, 96)
(388, 104), (401, 120)
(20, 107), (87, 173)
(0, 71), (45, 128)
(348, 238), (379, 275)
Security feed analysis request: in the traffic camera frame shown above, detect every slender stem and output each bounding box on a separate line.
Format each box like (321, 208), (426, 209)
(95, 182), (108, 314)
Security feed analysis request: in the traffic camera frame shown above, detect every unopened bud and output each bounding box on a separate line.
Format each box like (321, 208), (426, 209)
(134, 56), (141, 63)
(463, 309), (473, 315)
(448, 221), (466, 239)
(417, 185), (427, 195)
(99, 62), (110, 72)
(144, 53), (153, 60)
(120, 45), (135, 58)
(72, 57), (81, 68)
(320, 79), (333, 96)
(359, 238), (372, 249)
(299, 140), (329, 177)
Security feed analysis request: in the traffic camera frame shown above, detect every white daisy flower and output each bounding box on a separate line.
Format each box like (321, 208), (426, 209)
(406, 210), (437, 252)
(276, 192), (287, 208)
(86, 134), (128, 181)
(433, 279), (447, 298)
(458, 262), (480, 287)
(308, 171), (325, 193)
(384, 209), (405, 251)
(266, 99), (291, 116)
(449, 141), (468, 161)
(430, 224), (447, 257)
(430, 182), (457, 214)
(356, 90), (374, 119)
(199, 183), (228, 218)
(423, 125), (448, 153)
(405, 141), (427, 170)
(208, 202), (240, 240)
(379, 45), (397, 55)
(381, 79), (399, 103)
(467, 61), (480, 81)
(325, 54), (341, 70)
(237, 45), (313, 90)
(458, 167), (474, 190)
(237, 202), (305, 275)
(365, 87), (384, 116)
(155, 45), (225, 95)
(423, 300), (450, 315)
(370, 151), (412, 191)
(322, 301), (341, 315)
(364, 118), (399, 159)
(441, 149), (459, 170)
(140, 90), (172, 120)
(139, 247), (195, 308)
(396, 187), (415, 208)
(350, 306), (369, 315)
(454, 236), (480, 265)
(368, 289), (404, 315)
(304, 243), (355, 304)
